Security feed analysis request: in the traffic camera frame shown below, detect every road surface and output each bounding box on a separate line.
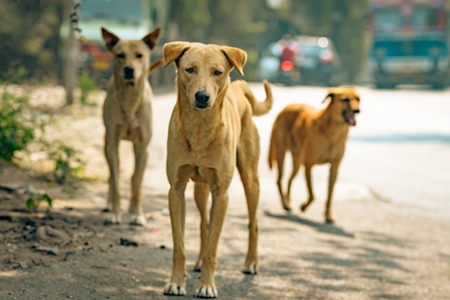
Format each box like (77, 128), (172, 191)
(2, 83), (449, 300)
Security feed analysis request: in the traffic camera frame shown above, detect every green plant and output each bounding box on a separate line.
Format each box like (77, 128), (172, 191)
(0, 90), (35, 161)
(78, 70), (97, 105)
(50, 143), (85, 184)
(26, 193), (53, 211)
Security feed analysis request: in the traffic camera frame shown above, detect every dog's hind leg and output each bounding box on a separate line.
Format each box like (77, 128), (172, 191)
(276, 149), (291, 211)
(300, 163), (315, 212)
(105, 135), (121, 224)
(236, 125), (260, 275)
(129, 141), (148, 225)
(286, 149), (302, 209)
(193, 182), (210, 272)
(324, 162), (340, 223)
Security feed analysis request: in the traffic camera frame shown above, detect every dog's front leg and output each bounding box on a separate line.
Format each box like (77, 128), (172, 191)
(193, 182), (210, 272)
(164, 171), (190, 296)
(129, 141), (149, 225)
(105, 133), (121, 224)
(300, 164), (315, 212)
(195, 170), (230, 298)
(325, 162), (340, 223)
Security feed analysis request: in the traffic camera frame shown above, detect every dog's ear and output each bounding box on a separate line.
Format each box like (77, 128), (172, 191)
(163, 42), (191, 68)
(220, 46), (247, 76)
(322, 93), (335, 103)
(142, 27), (161, 50)
(101, 27), (120, 51)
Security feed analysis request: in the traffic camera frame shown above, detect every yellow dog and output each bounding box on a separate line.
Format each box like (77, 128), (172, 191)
(101, 27), (160, 225)
(268, 87), (360, 223)
(163, 41), (273, 297)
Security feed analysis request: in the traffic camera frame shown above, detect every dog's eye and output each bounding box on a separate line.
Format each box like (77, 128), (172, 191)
(185, 67), (195, 74)
(117, 53), (125, 59)
(341, 98), (350, 102)
(213, 70), (223, 76)
(136, 53), (143, 58)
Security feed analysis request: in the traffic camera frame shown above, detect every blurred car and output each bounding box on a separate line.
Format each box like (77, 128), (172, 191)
(258, 36), (347, 86)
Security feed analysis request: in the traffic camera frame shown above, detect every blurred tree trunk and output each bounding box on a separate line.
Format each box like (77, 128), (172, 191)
(64, 1), (79, 106)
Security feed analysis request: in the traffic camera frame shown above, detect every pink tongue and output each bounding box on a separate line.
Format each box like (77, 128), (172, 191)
(347, 111), (356, 126)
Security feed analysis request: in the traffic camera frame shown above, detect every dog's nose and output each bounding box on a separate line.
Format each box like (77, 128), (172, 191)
(124, 66), (134, 80)
(353, 108), (360, 114)
(195, 91), (210, 108)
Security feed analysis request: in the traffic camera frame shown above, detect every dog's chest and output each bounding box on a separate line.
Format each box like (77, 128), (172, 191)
(312, 137), (345, 164)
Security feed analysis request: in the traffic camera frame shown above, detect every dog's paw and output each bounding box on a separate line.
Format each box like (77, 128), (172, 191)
(281, 196), (292, 211)
(129, 214), (147, 226)
(325, 214), (336, 224)
(193, 260), (202, 272)
(282, 203), (292, 212)
(243, 255), (258, 275)
(242, 262), (258, 275)
(104, 214), (121, 225)
(300, 202), (310, 212)
(194, 286), (217, 298)
(164, 282), (186, 296)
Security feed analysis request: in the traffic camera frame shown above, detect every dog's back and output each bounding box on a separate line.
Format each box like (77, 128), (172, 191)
(268, 103), (318, 169)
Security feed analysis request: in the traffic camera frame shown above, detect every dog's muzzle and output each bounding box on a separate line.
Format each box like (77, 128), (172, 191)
(123, 66), (134, 80)
(194, 91), (210, 109)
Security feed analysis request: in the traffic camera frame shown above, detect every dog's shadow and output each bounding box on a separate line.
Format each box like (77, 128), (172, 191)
(264, 210), (354, 238)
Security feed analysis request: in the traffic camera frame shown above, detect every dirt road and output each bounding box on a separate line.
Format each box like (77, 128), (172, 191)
(1, 87), (449, 300)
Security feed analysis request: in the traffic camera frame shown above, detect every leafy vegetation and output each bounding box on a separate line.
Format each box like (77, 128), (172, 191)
(0, 73), (85, 183)
(50, 143), (85, 184)
(0, 89), (35, 161)
(26, 193), (53, 211)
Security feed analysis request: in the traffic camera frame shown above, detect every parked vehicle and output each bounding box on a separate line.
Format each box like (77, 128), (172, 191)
(296, 36), (347, 86)
(258, 36), (347, 86)
(368, 0), (449, 89)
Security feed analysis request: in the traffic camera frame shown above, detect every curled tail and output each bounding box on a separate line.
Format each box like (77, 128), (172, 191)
(235, 80), (274, 116)
(148, 58), (163, 75)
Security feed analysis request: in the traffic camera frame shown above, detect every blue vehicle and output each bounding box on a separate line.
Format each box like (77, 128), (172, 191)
(368, 0), (449, 89)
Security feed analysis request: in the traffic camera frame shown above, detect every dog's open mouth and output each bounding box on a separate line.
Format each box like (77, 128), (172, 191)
(342, 110), (357, 126)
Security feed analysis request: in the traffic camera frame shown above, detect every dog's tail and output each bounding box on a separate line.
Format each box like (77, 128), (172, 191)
(148, 58), (163, 75)
(268, 122), (277, 169)
(235, 80), (274, 116)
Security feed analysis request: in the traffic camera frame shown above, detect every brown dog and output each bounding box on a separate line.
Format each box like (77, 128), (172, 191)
(101, 27), (160, 225)
(162, 42), (273, 298)
(268, 87), (360, 223)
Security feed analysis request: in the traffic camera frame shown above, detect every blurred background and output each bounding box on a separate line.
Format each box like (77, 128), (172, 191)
(1, 0), (450, 181)
(2, 0), (450, 91)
